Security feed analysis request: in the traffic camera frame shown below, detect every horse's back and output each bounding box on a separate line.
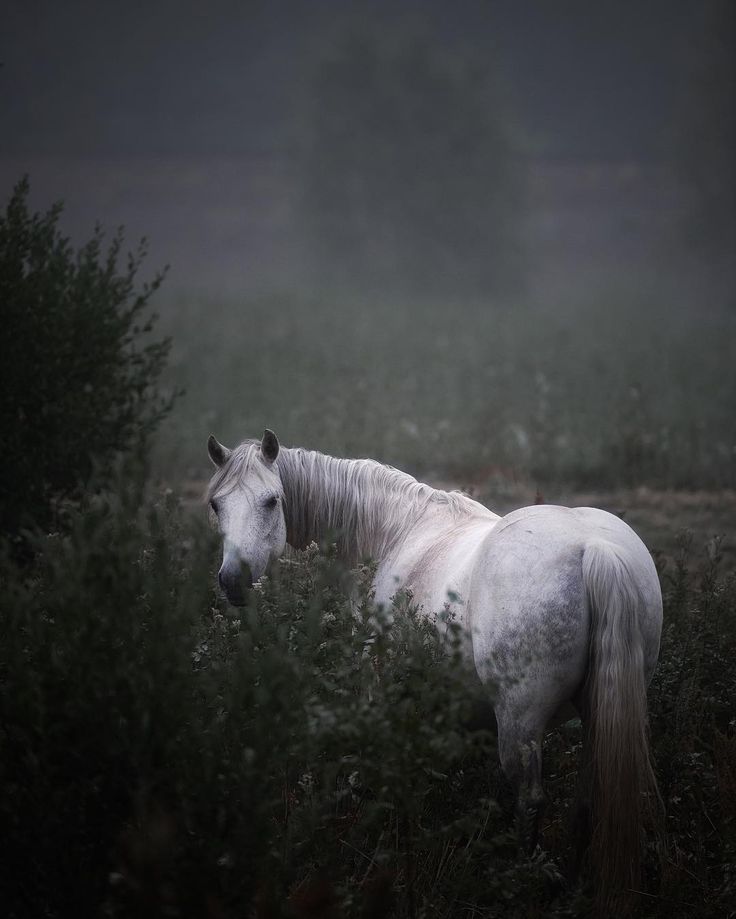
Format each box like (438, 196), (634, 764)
(468, 504), (662, 708)
(480, 503), (660, 604)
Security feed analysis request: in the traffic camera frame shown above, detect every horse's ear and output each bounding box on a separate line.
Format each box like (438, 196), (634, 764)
(261, 428), (280, 465)
(208, 434), (232, 468)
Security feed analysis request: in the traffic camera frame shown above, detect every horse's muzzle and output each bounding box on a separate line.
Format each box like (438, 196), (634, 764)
(218, 563), (253, 607)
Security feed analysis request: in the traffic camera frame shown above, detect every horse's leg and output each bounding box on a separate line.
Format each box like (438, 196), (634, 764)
(495, 704), (547, 853)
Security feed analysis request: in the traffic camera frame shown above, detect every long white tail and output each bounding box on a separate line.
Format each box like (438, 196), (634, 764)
(582, 539), (659, 912)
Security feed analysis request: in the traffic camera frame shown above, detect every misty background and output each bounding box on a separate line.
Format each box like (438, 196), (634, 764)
(2, 0), (734, 486)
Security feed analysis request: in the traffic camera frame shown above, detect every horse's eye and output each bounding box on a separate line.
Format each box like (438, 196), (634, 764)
(264, 495), (279, 510)
(209, 498), (219, 514)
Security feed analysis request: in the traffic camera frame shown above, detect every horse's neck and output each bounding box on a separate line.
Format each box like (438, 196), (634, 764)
(278, 448), (460, 565)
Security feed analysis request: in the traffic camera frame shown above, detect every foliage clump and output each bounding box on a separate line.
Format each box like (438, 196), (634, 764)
(0, 177), (172, 541)
(646, 533), (736, 916)
(0, 483), (573, 918)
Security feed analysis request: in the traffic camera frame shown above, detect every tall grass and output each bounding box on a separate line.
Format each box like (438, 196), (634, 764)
(153, 292), (736, 489)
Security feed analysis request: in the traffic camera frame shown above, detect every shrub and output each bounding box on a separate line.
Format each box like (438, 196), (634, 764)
(0, 177), (172, 542)
(2, 476), (733, 917)
(646, 533), (736, 916)
(0, 484), (517, 918)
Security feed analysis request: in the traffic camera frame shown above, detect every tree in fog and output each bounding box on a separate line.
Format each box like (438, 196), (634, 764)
(677, 0), (735, 269)
(298, 26), (525, 297)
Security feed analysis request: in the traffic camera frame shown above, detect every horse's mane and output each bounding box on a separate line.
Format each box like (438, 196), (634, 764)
(208, 441), (491, 564)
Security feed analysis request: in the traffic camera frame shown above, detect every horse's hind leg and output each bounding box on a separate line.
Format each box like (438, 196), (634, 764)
(495, 705), (547, 852)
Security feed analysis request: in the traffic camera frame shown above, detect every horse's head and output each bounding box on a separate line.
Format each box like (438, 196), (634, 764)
(206, 429), (286, 606)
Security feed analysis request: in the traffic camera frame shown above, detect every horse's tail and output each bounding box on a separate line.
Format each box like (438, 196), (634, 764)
(582, 538), (659, 913)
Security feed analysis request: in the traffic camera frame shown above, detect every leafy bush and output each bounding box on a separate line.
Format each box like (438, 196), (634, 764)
(0, 177), (172, 542)
(0, 483), (522, 918)
(645, 533), (736, 916)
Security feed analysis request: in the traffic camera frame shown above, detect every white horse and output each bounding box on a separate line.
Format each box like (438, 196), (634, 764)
(206, 429), (662, 907)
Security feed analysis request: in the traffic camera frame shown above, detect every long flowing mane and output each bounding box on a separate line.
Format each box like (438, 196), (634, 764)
(208, 441), (491, 564)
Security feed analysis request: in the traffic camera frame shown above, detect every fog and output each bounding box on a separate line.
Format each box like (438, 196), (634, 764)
(2, 0), (732, 300)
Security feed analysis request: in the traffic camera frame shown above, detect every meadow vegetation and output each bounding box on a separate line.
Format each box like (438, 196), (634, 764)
(154, 290), (736, 491)
(1, 483), (734, 918)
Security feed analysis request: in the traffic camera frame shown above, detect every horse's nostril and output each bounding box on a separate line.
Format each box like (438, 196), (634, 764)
(218, 563), (254, 606)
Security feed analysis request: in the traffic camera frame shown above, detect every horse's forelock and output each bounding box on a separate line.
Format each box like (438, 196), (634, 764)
(206, 439), (261, 501)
